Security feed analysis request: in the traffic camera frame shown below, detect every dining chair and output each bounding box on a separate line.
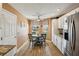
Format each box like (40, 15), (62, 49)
(41, 34), (46, 46)
(36, 36), (44, 46)
(28, 34), (36, 48)
(28, 34), (35, 48)
(28, 34), (32, 42)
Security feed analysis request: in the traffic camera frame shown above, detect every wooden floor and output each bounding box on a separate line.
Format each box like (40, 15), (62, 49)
(16, 40), (63, 56)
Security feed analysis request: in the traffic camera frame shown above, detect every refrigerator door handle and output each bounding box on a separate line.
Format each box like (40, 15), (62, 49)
(71, 23), (73, 49)
(69, 18), (73, 50)
(72, 20), (76, 51)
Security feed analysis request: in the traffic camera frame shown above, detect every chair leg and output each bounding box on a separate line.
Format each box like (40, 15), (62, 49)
(29, 41), (31, 48)
(42, 42), (45, 48)
(44, 41), (46, 46)
(32, 42), (35, 48)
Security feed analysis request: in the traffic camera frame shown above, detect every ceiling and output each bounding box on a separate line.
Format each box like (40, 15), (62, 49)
(10, 3), (79, 20)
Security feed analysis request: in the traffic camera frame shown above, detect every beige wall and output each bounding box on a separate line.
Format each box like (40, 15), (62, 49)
(28, 20), (32, 34)
(47, 18), (52, 41)
(2, 3), (29, 48)
(0, 3), (2, 8)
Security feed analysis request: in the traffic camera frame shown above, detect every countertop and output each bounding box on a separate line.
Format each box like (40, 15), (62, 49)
(0, 45), (16, 56)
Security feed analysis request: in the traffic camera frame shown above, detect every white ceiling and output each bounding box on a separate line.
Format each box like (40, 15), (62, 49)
(10, 3), (79, 20)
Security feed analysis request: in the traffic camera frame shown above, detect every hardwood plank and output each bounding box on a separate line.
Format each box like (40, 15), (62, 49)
(16, 40), (63, 56)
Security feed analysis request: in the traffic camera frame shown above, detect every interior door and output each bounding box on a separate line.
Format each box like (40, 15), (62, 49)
(0, 9), (16, 45)
(0, 14), (5, 45)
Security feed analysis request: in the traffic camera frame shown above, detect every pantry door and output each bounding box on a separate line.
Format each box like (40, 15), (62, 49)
(0, 9), (17, 45)
(0, 14), (5, 45)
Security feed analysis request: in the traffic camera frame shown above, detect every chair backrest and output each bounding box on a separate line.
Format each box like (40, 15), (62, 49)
(41, 34), (46, 41)
(28, 34), (32, 41)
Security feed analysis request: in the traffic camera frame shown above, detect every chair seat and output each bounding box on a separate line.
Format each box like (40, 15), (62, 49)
(35, 36), (44, 45)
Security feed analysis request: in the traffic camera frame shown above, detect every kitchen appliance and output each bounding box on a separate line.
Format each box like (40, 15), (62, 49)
(64, 12), (79, 56)
(63, 17), (68, 41)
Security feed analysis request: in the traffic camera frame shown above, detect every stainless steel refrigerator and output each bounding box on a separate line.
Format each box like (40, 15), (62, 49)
(64, 12), (79, 56)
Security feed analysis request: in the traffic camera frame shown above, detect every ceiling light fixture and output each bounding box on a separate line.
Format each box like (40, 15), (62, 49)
(36, 15), (41, 21)
(32, 12), (42, 21)
(57, 8), (60, 11)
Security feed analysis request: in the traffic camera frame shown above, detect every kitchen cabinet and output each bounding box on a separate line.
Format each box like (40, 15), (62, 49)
(61, 39), (66, 54)
(55, 35), (67, 54)
(0, 9), (16, 45)
(52, 35), (62, 52)
(58, 17), (64, 29)
(55, 35), (62, 52)
(57, 36), (62, 52)
(63, 17), (68, 30)
(52, 34), (66, 54)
